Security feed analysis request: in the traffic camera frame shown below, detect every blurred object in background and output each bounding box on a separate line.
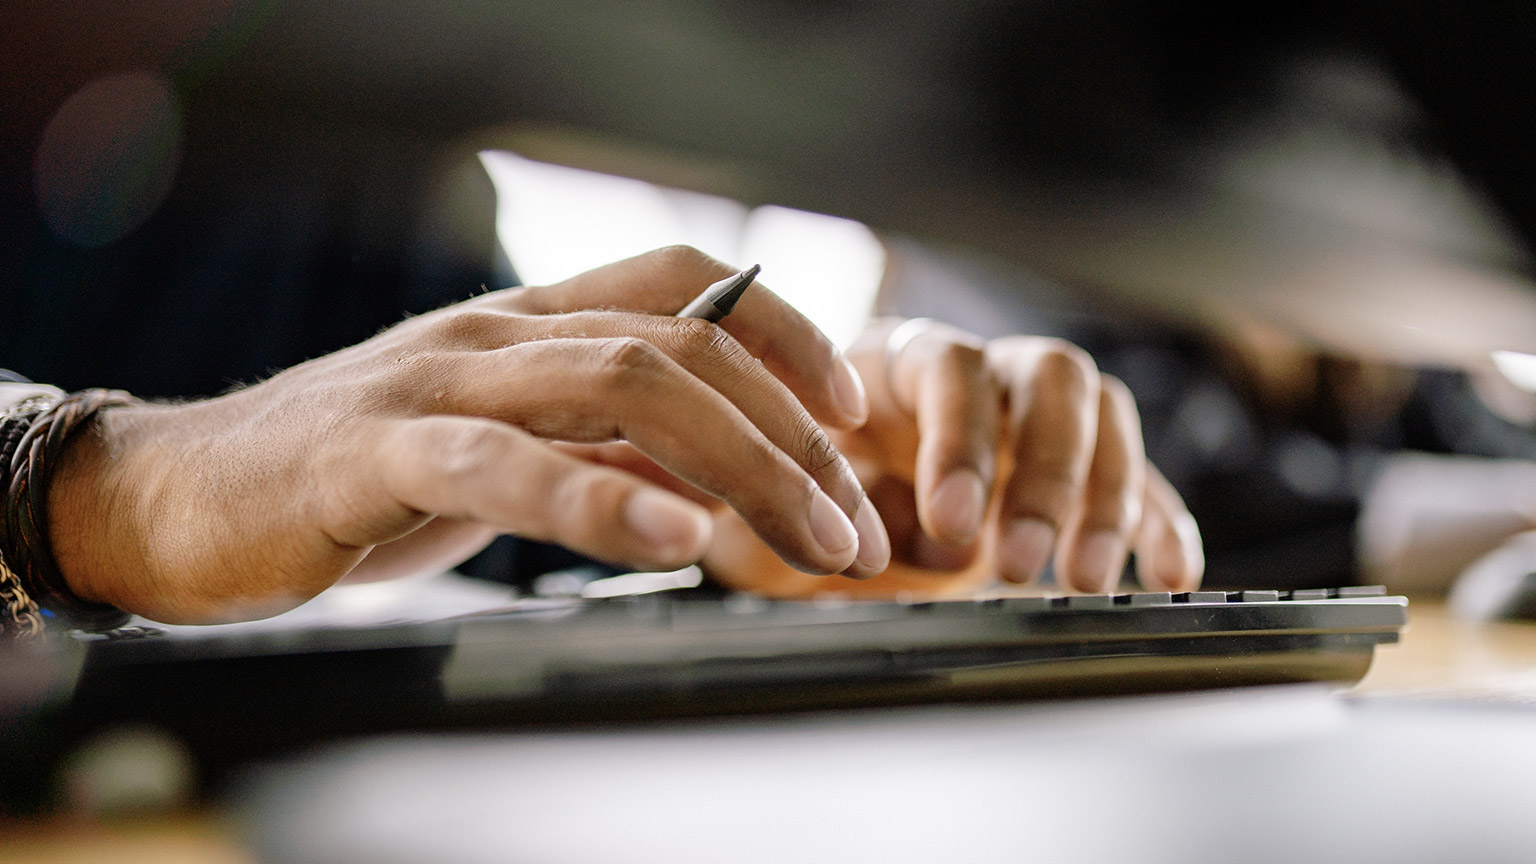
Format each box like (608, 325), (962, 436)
(479, 151), (885, 348)
(1448, 532), (1536, 623)
(1363, 458), (1536, 597)
(56, 726), (196, 817)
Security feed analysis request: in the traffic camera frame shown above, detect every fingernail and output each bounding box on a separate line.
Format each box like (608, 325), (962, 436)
(1072, 530), (1128, 592)
(809, 489), (859, 559)
(997, 518), (1055, 583)
(849, 497), (891, 577)
(832, 355), (868, 425)
(625, 488), (710, 560)
(930, 470), (986, 544)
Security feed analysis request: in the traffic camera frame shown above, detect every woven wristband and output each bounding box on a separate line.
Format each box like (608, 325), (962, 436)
(2, 389), (138, 634)
(0, 390), (61, 640)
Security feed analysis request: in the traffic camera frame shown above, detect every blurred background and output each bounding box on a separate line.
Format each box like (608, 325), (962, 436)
(4, 0), (1536, 595)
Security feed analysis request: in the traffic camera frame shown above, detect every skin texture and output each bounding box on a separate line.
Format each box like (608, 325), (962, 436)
(44, 248), (1201, 624)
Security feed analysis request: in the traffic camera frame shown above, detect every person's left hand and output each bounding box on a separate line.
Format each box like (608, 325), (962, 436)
(701, 318), (1204, 597)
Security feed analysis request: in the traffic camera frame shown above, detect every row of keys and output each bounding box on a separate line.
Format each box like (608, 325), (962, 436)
(911, 585), (1390, 612)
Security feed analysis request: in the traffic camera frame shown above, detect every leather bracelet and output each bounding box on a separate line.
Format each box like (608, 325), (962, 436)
(2, 389), (138, 635)
(0, 392), (61, 640)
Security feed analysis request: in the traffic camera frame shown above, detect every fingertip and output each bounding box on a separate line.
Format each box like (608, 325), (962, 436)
(1063, 530), (1128, 593)
(1143, 465), (1204, 590)
(1146, 510), (1204, 591)
(1138, 548), (1181, 593)
(843, 497), (891, 579)
(808, 488), (861, 571)
(996, 518), (1055, 584)
(927, 470), (987, 546)
(1137, 530), (1199, 593)
(831, 355), (870, 428)
(1157, 563), (1199, 593)
(624, 486), (713, 566)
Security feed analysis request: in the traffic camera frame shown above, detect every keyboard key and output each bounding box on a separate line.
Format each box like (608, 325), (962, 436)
(1183, 591), (1229, 604)
(1239, 590), (1280, 603)
(1288, 589), (1329, 601)
(1000, 597), (1051, 612)
(1337, 585), (1388, 597)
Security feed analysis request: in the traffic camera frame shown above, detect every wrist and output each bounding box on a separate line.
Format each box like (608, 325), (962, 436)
(45, 399), (170, 618)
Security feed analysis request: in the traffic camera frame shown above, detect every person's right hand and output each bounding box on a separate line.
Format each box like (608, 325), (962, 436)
(45, 247), (889, 624)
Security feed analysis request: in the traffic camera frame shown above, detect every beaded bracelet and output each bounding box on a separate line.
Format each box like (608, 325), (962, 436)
(1, 388), (137, 638)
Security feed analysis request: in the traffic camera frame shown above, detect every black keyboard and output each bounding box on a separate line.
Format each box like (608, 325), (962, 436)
(441, 586), (1408, 707)
(32, 587), (1404, 771)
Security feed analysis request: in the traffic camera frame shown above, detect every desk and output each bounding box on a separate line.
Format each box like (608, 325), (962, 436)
(0, 816), (253, 864)
(4, 600), (1535, 864)
(1355, 599), (1536, 704)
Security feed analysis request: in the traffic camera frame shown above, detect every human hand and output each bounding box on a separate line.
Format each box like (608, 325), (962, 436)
(45, 247), (890, 623)
(704, 318), (1203, 597)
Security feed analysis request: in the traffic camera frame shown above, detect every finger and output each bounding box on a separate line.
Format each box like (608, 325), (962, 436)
(471, 311), (889, 579)
(438, 337), (873, 575)
(1134, 465), (1205, 591)
(493, 245), (869, 429)
(987, 338), (1101, 585)
(344, 518), (500, 584)
(554, 311), (890, 576)
(885, 323), (1000, 546)
(1055, 376), (1146, 593)
(864, 474), (980, 572)
(550, 442), (723, 508)
(363, 416), (714, 572)
(523, 317), (889, 578)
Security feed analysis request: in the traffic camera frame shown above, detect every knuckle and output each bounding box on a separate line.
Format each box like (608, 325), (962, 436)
(427, 309), (516, 350)
(1083, 467), (1143, 531)
(1171, 509), (1203, 549)
(381, 349), (439, 382)
(1004, 454), (1086, 523)
(796, 420), (845, 483)
(935, 340), (988, 377)
(686, 320), (756, 381)
(647, 244), (721, 277)
(1026, 338), (1099, 392)
(1096, 490), (1143, 532)
(1019, 465), (1083, 514)
(361, 350), (454, 410)
(547, 470), (624, 534)
(1034, 340), (1099, 394)
(669, 317), (736, 359)
(593, 337), (667, 390)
